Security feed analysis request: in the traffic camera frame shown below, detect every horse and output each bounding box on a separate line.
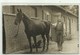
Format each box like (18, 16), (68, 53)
(14, 9), (50, 53)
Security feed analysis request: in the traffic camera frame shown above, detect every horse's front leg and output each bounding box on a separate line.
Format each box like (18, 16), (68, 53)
(27, 35), (32, 53)
(41, 35), (45, 51)
(33, 36), (38, 52)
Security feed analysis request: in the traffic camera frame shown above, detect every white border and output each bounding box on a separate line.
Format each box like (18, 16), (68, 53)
(0, 2), (2, 55)
(1, 3), (80, 5)
(1, 0), (80, 3)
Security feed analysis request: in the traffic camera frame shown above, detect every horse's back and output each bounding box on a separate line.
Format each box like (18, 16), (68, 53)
(33, 20), (50, 35)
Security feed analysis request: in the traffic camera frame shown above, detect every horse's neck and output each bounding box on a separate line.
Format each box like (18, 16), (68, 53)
(22, 15), (31, 28)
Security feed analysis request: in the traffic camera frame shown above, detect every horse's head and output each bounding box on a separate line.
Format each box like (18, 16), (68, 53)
(14, 9), (23, 25)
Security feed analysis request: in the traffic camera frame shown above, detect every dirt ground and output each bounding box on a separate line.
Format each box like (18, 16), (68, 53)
(13, 35), (78, 54)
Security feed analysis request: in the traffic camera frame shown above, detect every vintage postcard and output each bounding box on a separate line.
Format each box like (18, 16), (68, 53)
(2, 4), (79, 54)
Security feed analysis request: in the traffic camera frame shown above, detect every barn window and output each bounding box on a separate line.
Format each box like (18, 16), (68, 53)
(11, 6), (15, 14)
(42, 10), (44, 20)
(31, 6), (37, 17)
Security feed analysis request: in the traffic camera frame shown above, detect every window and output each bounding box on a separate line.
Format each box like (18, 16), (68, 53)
(31, 6), (37, 17)
(11, 6), (15, 14)
(42, 10), (44, 20)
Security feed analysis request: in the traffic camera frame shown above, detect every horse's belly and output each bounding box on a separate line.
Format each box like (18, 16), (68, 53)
(25, 22), (47, 36)
(31, 29), (46, 36)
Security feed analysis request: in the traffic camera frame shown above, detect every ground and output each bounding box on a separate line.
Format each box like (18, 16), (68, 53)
(13, 34), (78, 54)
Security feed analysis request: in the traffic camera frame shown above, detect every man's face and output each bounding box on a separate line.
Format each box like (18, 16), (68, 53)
(58, 19), (61, 22)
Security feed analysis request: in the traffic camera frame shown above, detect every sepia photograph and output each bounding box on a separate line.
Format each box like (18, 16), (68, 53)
(2, 5), (79, 54)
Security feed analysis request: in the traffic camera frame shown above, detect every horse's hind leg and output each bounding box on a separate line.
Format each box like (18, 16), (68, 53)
(41, 35), (45, 51)
(33, 36), (38, 52)
(27, 36), (32, 53)
(46, 34), (49, 51)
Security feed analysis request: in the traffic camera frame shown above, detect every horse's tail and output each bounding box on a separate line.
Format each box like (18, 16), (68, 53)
(44, 21), (53, 41)
(44, 21), (51, 34)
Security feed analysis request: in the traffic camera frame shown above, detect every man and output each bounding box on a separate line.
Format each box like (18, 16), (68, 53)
(55, 18), (65, 51)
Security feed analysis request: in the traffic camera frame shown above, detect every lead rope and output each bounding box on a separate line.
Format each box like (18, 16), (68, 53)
(14, 23), (20, 37)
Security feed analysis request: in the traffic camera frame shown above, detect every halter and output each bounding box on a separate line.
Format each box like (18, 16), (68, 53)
(14, 9), (22, 38)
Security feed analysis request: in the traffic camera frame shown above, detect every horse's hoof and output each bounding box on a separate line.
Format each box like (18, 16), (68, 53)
(58, 49), (62, 51)
(46, 49), (48, 52)
(46, 47), (49, 51)
(29, 50), (32, 53)
(58, 47), (62, 51)
(58, 50), (60, 51)
(36, 50), (38, 52)
(46, 49), (48, 51)
(41, 49), (44, 52)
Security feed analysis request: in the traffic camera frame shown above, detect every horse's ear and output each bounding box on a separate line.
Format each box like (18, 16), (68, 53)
(20, 9), (22, 13)
(17, 9), (20, 12)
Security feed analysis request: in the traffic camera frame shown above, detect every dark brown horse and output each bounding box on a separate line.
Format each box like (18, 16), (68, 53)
(14, 9), (50, 53)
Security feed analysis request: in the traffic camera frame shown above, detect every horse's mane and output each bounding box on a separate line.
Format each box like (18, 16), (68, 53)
(23, 13), (30, 20)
